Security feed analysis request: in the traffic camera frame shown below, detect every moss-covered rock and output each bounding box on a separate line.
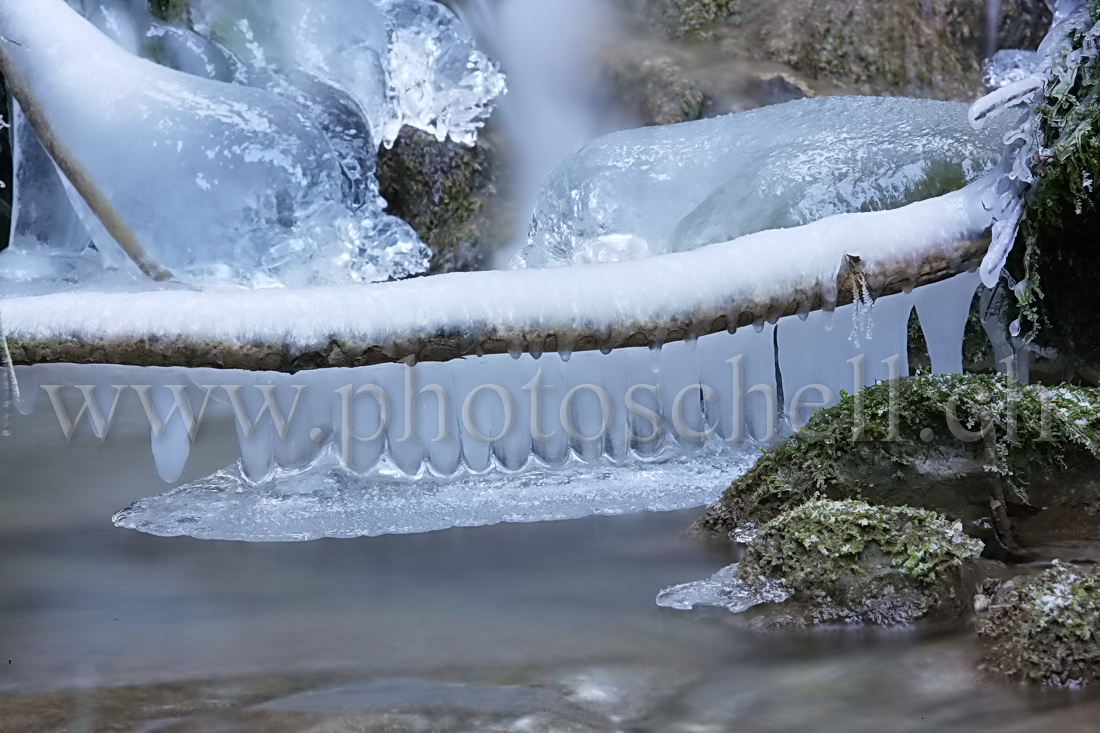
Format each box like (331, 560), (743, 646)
(376, 127), (508, 275)
(978, 561), (1100, 685)
(738, 499), (985, 626)
(604, 54), (714, 126)
(699, 374), (1100, 553)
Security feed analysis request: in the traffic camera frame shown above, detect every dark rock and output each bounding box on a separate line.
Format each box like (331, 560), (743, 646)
(376, 126), (508, 275)
(612, 0), (1053, 108)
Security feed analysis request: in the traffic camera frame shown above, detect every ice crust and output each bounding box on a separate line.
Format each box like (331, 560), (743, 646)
(515, 97), (1011, 269)
(112, 450), (752, 542)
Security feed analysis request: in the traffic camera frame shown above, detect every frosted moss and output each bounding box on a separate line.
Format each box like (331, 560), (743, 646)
(1014, 4), (1100, 372)
(740, 499), (984, 587)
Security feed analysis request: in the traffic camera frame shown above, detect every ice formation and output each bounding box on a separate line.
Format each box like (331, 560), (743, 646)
(190, 0), (506, 148)
(377, 0), (508, 147)
(656, 564), (790, 613)
(515, 97), (1011, 268)
(7, 268), (981, 540)
(0, 0), (429, 288)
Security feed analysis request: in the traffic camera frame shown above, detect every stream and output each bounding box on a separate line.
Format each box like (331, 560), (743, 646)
(2, 402), (1099, 730)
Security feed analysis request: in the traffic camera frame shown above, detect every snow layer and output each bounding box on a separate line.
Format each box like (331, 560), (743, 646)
(516, 97), (1010, 269)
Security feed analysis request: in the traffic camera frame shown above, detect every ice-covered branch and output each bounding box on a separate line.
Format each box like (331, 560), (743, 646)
(0, 18), (176, 282)
(4, 185), (992, 371)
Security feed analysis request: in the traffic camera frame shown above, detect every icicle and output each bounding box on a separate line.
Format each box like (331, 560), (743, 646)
(0, 309), (20, 438)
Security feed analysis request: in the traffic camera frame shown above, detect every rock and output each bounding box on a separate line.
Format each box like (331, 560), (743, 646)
(604, 53), (713, 125)
(737, 499), (986, 626)
(376, 126), (507, 275)
(698, 374), (1100, 556)
(610, 0), (1053, 111)
(978, 561), (1100, 685)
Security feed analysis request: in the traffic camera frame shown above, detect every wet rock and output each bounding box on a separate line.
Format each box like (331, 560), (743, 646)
(377, 126), (507, 274)
(978, 561), (1100, 685)
(698, 374), (1100, 556)
(604, 54), (712, 125)
(737, 499), (986, 626)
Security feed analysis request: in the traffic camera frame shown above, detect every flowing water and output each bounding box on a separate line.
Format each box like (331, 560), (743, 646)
(2, 398), (1100, 731)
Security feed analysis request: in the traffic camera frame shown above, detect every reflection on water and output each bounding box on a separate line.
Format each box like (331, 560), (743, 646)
(2, 394), (1099, 731)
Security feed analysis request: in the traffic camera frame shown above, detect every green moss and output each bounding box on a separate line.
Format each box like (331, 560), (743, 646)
(741, 499), (984, 588)
(700, 373), (1100, 532)
(979, 561), (1100, 685)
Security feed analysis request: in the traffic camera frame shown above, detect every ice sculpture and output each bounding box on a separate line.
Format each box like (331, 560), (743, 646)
(191, 0), (506, 148)
(3, 103), (96, 287)
(0, 0), (428, 287)
(516, 97), (1012, 268)
(377, 0), (507, 147)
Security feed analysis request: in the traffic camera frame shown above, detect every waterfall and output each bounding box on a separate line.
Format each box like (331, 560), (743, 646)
(457, 0), (615, 266)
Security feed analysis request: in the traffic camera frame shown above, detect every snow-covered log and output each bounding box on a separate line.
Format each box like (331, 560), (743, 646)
(3, 186), (991, 371)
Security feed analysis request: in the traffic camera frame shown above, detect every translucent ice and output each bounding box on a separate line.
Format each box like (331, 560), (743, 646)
(983, 49), (1040, 88)
(516, 97), (1010, 269)
(112, 449), (751, 542)
(376, 0), (507, 147)
(1, 0), (428, 287)
(656, 564), (790, 613)
(191, 0), (505, 148)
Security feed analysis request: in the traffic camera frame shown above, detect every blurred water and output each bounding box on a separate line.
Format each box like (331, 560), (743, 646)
(2, 401), (1099, 730)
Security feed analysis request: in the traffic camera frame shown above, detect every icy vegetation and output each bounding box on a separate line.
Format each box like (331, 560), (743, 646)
(970, 0), (1096, 289)
(0, 0), (505, 289)
(515, 97), (1011, 268)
